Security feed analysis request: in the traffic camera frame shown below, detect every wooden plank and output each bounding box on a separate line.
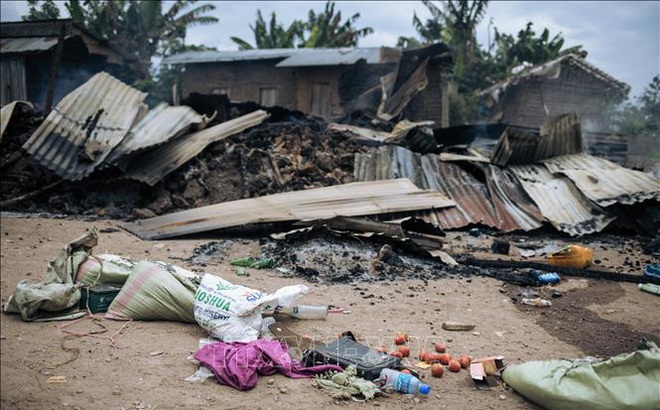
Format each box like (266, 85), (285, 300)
(122, 179), (456, 240)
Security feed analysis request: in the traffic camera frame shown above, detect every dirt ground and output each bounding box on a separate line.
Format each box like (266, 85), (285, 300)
(1, 215), (659, 410)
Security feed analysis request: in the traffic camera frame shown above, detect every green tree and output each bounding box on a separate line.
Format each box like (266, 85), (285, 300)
(494, 22), (585, 68)
(298, 1), (373, 48)
(62, 0), (218, 80)
(23, 0), (61, 20)
(231, 10), (303, 50)
(231, 1), (373, 50)
(611, 76), (660, 136)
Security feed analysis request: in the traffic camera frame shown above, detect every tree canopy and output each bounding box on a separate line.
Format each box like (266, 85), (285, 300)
(231, 1), (373, 49)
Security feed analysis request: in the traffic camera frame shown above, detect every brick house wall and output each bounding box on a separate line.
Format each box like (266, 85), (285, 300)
(182, 60), (299, 110)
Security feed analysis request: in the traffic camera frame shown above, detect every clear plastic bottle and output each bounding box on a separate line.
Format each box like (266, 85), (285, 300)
(281, 305), (328, 319)
(379, 368), (431, 395)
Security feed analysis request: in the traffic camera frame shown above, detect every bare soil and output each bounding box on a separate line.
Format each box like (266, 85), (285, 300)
(1, 216), (659, 410)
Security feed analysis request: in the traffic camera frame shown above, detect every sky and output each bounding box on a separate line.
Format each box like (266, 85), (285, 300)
(2, 0), (658, 98)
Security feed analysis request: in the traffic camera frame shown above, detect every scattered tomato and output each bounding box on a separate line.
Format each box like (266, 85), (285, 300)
(394, 335), (407, 345)
(439, 354), (452, 365)
(458, 355), (471, 369)
(390, 351), (403, 358)
(434, 343), (446, 353)
(448, 359), (461, 372)
(431, 363), (444, 378)
(401, 369), (411, 375)
(397, 345), (410, 357)
(419, 351), (429, 362)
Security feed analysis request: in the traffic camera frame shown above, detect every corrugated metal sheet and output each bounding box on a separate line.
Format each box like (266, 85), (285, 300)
(378, 58), (429, 121)
(276, 47), (397, 67)
(490, 112), (582, 166)
(22, 72), (147, 180)
(354, 146), (505, 230)
(163, 47), (400, 67)
(0, 37), (58, 53)
(541, 153), (660, 206)
(106, 103), (207, 165)
(510, 164), (615, 236)
(485, 166), (544, 232)
(121, 179), (456, 240)
(123, 109), (270, 186)
(163, 48), (296, 64)
(421, 154), (500, 229)
(0, 57), (26, 105)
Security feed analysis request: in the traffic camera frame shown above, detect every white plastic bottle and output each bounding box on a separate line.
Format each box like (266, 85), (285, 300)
(380, 368), (431, 395)
(282, 305), (328, 319)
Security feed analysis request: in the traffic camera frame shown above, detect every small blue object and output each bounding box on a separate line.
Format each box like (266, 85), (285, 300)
(532, 270), (561, 285)
(643, 264), (660, 281)
(419, 384), (431, 395)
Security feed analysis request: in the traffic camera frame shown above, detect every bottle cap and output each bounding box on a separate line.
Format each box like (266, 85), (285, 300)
(419, 384), (431, 395)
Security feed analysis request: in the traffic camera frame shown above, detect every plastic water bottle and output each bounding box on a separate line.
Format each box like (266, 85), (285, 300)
(379, 368), (431, 395)
(532, 270), (561, 285)
(282, 305), (328, 320)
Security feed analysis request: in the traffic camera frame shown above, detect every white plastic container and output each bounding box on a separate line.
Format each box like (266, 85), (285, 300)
(380, 368), (431, 395)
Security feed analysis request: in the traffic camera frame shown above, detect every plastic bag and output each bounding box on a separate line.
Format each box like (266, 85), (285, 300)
(194, 274), (307, 342)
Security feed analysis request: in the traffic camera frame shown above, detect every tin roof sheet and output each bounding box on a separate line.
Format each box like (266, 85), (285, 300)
(541, 153), (660, 206)
(23, 72), (147, 180)
(353, 145), (538, 231)
(106, 103), (207, 164)
(162, 48), (296, 64)
(490, 112), (582, 166)
(163, 47), (400, 67)
(0, 37), (58, 53)
(510, 164), (615, 236)
(276, 47), (393, 67)
(121, 179), (456, 240)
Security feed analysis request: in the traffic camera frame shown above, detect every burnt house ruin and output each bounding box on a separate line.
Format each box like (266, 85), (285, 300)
(478, 54), (637, 166)
(164, 44), (453, 124)
(0, 19), (125, 111)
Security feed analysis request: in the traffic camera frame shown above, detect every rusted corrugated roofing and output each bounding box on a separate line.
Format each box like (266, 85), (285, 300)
(122, 179), (456, 240)
(541, 153), (660, 206)
(23, 72), (147, 180)
(123, 109), (270, 186)
(509, 164), (615, 236)
(353, 145), (543, 231)
(490, 112), (582, 166)
(485, 166), (544, 232)
(106, 103), (207, 165)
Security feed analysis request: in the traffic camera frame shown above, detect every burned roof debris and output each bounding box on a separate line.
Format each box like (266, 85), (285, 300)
(0, 62), (657, 240)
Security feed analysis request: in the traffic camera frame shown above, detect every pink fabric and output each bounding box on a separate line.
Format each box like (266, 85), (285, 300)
(194, 339), (342, 391)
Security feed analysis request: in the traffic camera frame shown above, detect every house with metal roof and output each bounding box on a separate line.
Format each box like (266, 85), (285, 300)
(163, 44), (453, 123)
(0, 19), (125, 110)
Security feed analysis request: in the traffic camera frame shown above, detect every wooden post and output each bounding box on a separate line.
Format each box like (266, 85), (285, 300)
(44, 22), (67, 115)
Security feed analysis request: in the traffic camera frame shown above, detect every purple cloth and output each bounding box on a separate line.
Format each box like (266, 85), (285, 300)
(194, 339), (342, 391)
